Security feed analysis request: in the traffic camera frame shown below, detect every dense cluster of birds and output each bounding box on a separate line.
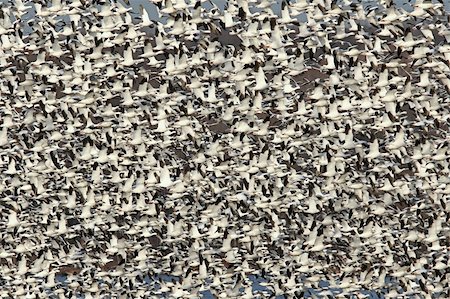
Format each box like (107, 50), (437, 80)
(0, 0), (449, 298)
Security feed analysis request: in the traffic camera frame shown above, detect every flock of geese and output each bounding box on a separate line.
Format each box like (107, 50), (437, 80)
(0, 0), (450, 298)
